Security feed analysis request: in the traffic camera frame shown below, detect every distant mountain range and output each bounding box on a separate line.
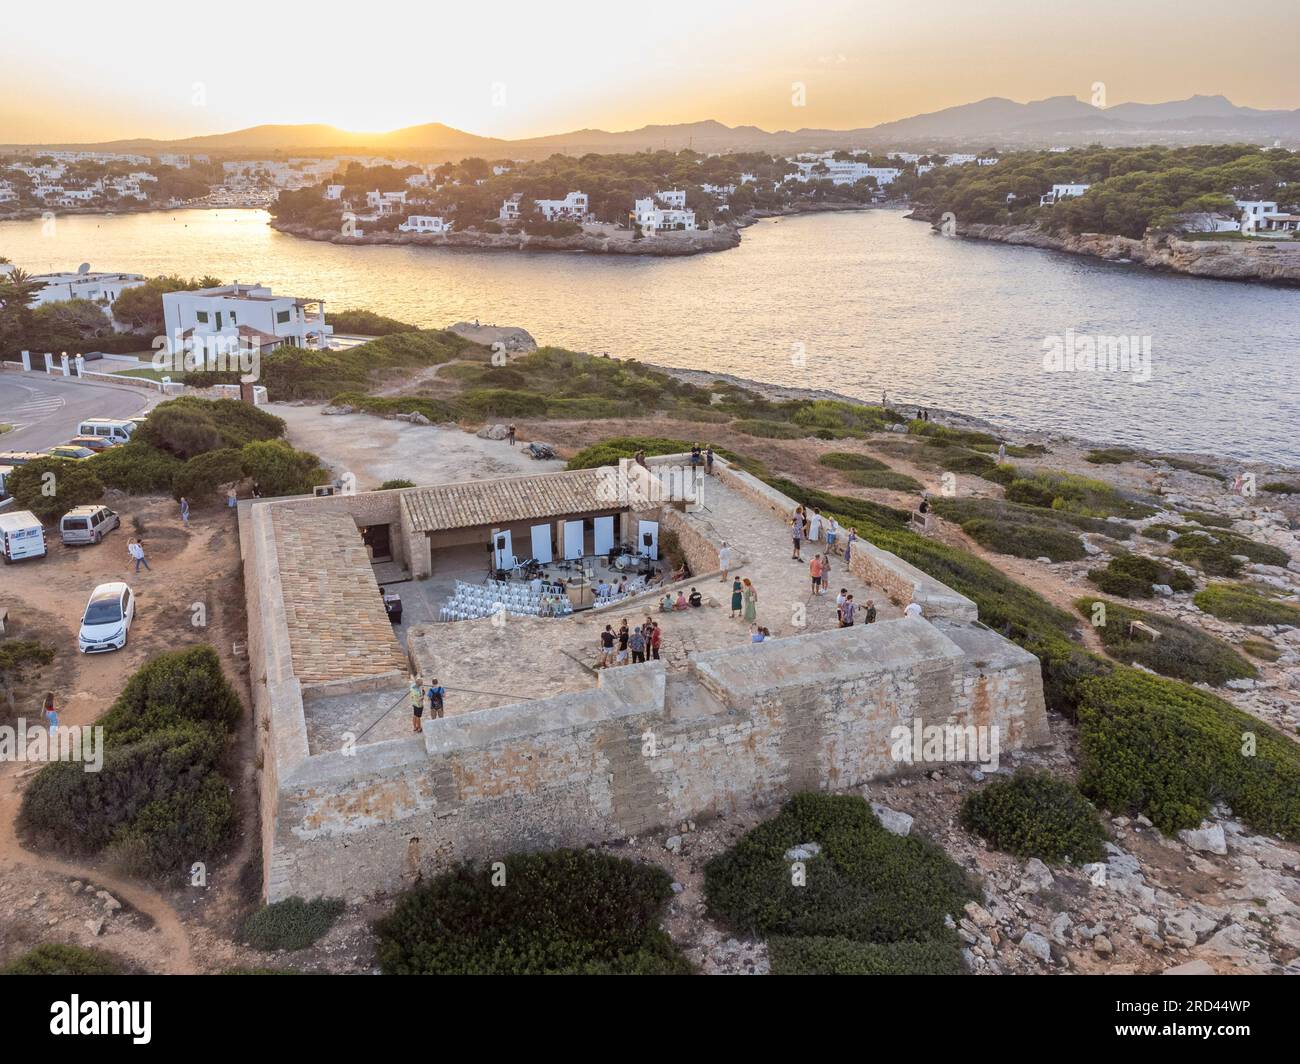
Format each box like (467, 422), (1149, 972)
(6, 95), (1299, 159)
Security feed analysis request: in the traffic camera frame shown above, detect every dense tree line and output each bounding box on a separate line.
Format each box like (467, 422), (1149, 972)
(901, 144), (1300, 238)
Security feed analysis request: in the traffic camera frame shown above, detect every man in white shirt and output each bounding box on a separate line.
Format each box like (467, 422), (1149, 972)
(718, 541), (733, 582)
(904, 601), (924, 619)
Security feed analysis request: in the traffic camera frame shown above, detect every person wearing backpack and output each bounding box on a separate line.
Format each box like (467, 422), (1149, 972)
(426, 678), (446, 720)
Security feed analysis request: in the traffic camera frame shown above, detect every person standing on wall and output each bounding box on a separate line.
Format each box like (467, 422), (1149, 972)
(426, 678), (446, 720)
(409, 676), (426, 733)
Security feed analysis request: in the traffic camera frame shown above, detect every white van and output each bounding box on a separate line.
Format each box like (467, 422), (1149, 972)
(76, 419), (137, 446)
(60, 505), (120, 545)
(0, 510), (47, 563)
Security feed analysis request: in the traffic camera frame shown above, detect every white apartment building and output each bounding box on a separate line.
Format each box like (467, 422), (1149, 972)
(325, 184), (345, 200)
(161, 283), (332, 355)
(655, 189), (687, 209)
(405, 173), (431, 188)
(701, 183), (736, 197)
(1040, 183), (1091, 206)
(740, 172), (757, 184)
(398, 214), (452, 234)
(499, 193), (523, 222)
(534, 190), (589, 221)
(158, 153), (191, 168)
(632, 197), (697, 235)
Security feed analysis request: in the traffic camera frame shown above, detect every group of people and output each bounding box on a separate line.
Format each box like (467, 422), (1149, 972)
(728, 577), (758, 622)
(407, 676), (447, 732)
(689, 443), (715, 474)
(661, 586), (704, 611)
(834, 589), (878, 628)
(790, 505), (847, 562)
(599, 617), (664, 667)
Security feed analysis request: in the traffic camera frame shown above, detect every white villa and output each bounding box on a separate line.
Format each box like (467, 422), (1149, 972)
(787, 160), (902, 186)
(161, 283), (331, 356)
(1234, 199), (1298, 234)
(1040, 183), (1091, 206)
(0, 266), (145, 315)
(655, 189), (687, 209)
(365, 189), (407, 215)
(499, 193), (523, 222)
(398, 214), (452, 234)
(632, 196), (697, 235)
(534, 191), (589, 221)
(325, 184), (345, 200)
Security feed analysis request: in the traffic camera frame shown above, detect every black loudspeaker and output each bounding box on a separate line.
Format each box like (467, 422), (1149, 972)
(642, 532), (653, 546)
(496, 535), (507, 550)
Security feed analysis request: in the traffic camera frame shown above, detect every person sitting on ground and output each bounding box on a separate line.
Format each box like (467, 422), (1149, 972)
(660, 592), (675, 612)
(750, 624), (765, 643)
(688, 586), (703, 608)
(674, 590), (689, 610)
(597, 579), (611, 599)
(671, 563), (688, 581)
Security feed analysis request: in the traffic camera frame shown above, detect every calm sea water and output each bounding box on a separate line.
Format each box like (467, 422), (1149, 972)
(3, 208), (1297, 463)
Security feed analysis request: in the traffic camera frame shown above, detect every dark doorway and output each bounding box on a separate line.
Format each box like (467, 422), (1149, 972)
(361, 523), (392, 562)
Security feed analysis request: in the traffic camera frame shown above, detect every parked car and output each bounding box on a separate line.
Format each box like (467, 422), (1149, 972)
(67, 434), (116, 453)
(0, 510), (47, 563)
(60, 505), (120, 545)
(46, 445), (96, 461)
(78, 582), (135, 653)
(0, 451), (49, 466)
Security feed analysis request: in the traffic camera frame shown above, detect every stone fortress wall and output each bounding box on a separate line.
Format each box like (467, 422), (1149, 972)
(240, 457), (1048, 902)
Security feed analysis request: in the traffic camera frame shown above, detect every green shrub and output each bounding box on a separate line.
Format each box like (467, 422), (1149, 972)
(18, 646), (241, 879)
(330, 392), (457, 423)
(1241, 636), (1281, 662)
(843, 469), (923, 491)
(242, 897), (345, 951)
(768, 935), (965, 975)
(818, 452), (888, 472)
(5, 458), (104, 520)
(731, 419), (811, 439)
(1261, 482), (1300, 495)
(960, 517), (1085, 561)
(2, 943), (123, 975)
(960, 771), (1107, 862)
(1085, 447), (1140, 465)
(90, 441), (182, 494)
(1005, 471), (1156, 519)
(1177, 509), (1234, 529)
(906, 421), (998, 448)
(1170, 528), (1290, 574)
(326, 309), (418, 336)
(261, 330), (477, 401)
(375, 849), (691, 975)
(1076, 597), (1256, 687)
(172, 448), (243, 501)
(1193, 583), (1300, 626)
(136, 397), (284, 459)
(1076, 667), (1300, 839)
(378, 479), (415, 490)
(704, 793), (972, 974)
(457, 388), (549, 419)
(1086, 553), (1196, 598)
(239, 440), (329, 498)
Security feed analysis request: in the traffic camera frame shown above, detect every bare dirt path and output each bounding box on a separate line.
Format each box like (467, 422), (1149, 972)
(0, 497), (253, 974)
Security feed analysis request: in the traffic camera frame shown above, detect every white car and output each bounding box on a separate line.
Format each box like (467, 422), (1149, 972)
(78, 582), (135, 653)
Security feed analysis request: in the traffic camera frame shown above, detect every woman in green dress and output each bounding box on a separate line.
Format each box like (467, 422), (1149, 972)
(742, 578), (757, 623)
(730, 577), (743, 618)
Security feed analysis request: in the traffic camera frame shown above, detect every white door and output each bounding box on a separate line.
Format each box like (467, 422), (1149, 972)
(637, 519), (659, 560)
(492, 529), (513, 570)
(593, 515), (615, 556)
(530, 523), (553, 563)
(563, 520), (585, 561)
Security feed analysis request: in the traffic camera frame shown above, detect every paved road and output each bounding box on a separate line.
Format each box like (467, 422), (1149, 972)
(0, 371), (154, 451)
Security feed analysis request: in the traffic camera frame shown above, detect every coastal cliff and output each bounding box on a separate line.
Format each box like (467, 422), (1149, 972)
(908, 208), (1300, 286)
(269, 218), (741, 256)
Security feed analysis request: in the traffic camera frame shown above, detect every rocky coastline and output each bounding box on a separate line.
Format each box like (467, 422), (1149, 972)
(907, 206), (1300, 286)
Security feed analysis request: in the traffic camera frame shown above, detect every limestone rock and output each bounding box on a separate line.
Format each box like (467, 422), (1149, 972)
(783, 842), (822, 861)
(1178, 822), (1227, 855)
(870, 803), (913, 837)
